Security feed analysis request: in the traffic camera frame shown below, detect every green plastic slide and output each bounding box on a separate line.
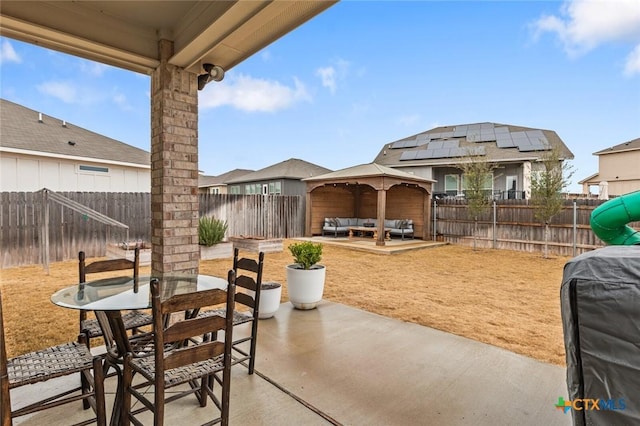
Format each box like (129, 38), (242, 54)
(590, 190), (640, 245)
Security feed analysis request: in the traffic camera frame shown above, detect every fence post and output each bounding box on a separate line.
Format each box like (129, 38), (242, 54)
(433, 200), (437, 241)
(573, 200), (577, 257)
(493, 200), (497, 249)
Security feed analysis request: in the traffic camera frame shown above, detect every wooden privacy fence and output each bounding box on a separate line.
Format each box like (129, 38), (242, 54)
(433, 198), (640, 256)
(1, 191), (304, 268)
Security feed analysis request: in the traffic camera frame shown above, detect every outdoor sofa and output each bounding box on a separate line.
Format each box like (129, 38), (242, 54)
(322, 217), (414, 240)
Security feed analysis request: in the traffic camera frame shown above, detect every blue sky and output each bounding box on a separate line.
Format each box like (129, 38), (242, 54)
(1, 0), (639, 193)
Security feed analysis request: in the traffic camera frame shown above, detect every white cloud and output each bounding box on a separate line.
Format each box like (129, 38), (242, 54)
(199, 74), (311, 112)
(37, 80), (106, 105)
(37, 81), (78, 103)
(0, 40), (21, 64)
(316, 66), (337, 94)
(624, 44), (640, 75)
(316, 58), (352, 94)
(112, 92), (133, 111)
(531, 0), (640, 74)
(260, 50), (272, 62)
(80, 61), (108, 77)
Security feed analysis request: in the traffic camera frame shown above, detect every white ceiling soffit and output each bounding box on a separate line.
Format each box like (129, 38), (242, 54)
(0, 1), (337, 75)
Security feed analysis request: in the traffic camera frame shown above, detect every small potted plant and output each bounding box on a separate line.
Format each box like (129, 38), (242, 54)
(198, 216), (232, 259)
(285, 241), (326, 310)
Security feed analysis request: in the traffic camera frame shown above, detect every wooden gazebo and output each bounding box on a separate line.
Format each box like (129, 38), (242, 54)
(303, 163), (435, 246)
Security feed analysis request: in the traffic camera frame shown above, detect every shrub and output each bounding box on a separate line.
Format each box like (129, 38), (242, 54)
(198, 216), (228, 246)
(288, 241), (323, 270)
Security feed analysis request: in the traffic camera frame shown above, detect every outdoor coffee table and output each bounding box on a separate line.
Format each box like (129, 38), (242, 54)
(347, 226), (391, 240)
(51, 274), (227, 426)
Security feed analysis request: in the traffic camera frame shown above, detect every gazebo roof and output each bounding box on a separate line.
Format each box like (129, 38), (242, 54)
(303, 162), (436, 183)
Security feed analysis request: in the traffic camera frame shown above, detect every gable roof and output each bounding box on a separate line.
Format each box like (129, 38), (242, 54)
(198, 168), (253, 187)
(373, 122), (574, 168)
(304, 162), (435, 183)
(593, 137), (640, 155)
(0, 98), (150, 167)
(225, 158), (332, 184)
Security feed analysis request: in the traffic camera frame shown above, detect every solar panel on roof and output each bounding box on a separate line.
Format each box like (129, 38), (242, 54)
(390, 141), (405, 149)
(429, 141), (444, 149)
(480, 123), (494, 130)
(416, 134), (429, 141)
(414, 150), (433, 160)
(467, 124), (481, 130)
(404, 140), (418, 148)
(441, 139), (459, 149)
(494, 126), (509, 134)
(496, 135), (515, 148)
(467, 130), (481, 142)
(399, 151), (418, 161)
(431, 148), (450, 158)
(453, 126), (467, 137)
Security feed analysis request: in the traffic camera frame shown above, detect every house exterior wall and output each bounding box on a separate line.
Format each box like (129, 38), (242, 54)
(199, 185), (227, 194)
(0, 151), (150, 192)
(596, 151), (640, 196)
(228, 178), (305, 196)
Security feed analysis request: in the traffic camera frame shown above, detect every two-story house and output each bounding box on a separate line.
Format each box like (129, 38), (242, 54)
(373, 122), (574, 199)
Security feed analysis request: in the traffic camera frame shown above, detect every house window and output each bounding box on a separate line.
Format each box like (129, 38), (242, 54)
(269, 181), (281, 194)
(229, 186), (240, 194)
(79, 164), (109, 173)
(444, 174), (460, 196)
(209, 187), (219, 194)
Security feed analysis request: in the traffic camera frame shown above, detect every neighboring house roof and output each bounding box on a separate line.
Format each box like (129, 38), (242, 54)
(0, 98), (150, 167)
(198, 169), (253, 187)
(373, 122), (574, 168)
(304, 162), (435, 183)
(225, 158), (332, 184)
(578, 172), (600, 185)
(593, 137), (640, 155)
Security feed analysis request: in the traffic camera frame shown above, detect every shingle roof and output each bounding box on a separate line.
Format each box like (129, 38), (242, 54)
(303, 162), (435, 183)
(593, 137), (640, 155)
(372, 122), (574, 167)
(198, 169), (253, 187)
(0, 98), (150, 166)
(225, 158), (331, 184)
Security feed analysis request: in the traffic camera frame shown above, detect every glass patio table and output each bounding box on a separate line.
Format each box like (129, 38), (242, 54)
(51, 274), (228, 426)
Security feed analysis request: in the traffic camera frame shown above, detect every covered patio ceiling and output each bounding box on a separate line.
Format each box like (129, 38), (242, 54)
(0, 0), (337, 274)
(0, 1), (337, 75)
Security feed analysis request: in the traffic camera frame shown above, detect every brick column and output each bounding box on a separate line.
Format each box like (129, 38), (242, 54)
(150, 39), (199, 275)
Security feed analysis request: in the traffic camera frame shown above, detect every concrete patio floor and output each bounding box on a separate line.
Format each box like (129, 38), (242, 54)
(11, 301), (571, 425)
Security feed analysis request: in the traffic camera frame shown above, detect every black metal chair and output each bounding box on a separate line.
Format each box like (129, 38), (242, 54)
(121, 272), (236, 426)
(198, 248), (265, 374)
(0, 291), (106, 426)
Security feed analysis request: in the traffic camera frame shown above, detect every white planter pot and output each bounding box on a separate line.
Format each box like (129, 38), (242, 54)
(255, 282), (282, 319)
(200, 242), (233, 260)
(286, 264), (326, 310)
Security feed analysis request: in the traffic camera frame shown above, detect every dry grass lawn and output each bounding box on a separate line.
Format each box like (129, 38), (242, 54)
(0, 241), (569, 366)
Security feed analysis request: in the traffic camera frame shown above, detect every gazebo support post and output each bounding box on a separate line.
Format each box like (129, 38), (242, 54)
(376, 189), (387, 246)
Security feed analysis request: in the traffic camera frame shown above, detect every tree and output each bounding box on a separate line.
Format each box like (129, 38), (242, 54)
(456, 153), (498, 250)
(530, 148), (574, 258)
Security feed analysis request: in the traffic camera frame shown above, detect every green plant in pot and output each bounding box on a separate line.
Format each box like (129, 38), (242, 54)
(198, 216), (231, 260)
(198, 216), (228, 246)
(286, 241), (326, 310)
